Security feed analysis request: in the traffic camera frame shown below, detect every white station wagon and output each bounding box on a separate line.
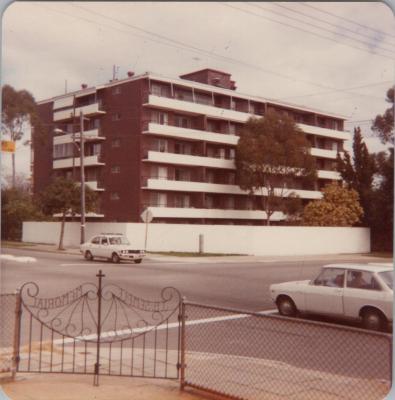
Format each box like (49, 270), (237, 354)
(270, 264), (393, 331)
(80, 233), (145, 264)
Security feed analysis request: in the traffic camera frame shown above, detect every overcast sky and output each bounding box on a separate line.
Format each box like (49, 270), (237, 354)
(1, 1), (394, 179)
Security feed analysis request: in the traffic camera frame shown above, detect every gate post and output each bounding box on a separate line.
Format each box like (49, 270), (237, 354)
(93, 270), (105, 386)
(180, 297), (187, 390)
(12, 290), (22, 380)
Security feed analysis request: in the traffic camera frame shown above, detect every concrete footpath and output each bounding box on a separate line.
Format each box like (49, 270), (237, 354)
(1, 375), (201, 400)
(1, 242), (392, 264)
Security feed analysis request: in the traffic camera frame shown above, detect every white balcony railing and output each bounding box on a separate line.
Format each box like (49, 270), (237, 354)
(143, 178), (322, 200)
(146, 206), (285, 221)
(54, 103), (105, 121)
(53, 129), (103, 145)
(143, 123), (239, 146)
(143, 150), (235, 169)
(53, 155), (105, 169)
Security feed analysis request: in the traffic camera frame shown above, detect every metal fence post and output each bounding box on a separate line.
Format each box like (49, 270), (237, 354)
(12, 290), (22, 380)
(180, 297), (187, 390)
(93, 270), (105, 386)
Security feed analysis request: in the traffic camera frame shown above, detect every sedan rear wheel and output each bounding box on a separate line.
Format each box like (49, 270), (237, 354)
(111, 253), (121, 264)
(277, 296), (297, 317)
(362, 309), (385, 331)
(85, 251), (93, 261)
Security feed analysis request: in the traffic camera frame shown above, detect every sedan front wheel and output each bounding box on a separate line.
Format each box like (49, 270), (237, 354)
(111, 253), (121, 264)
(277, 296), (297, 317)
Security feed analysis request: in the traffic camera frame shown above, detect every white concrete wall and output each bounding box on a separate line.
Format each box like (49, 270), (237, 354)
(22, 222), (370, 256)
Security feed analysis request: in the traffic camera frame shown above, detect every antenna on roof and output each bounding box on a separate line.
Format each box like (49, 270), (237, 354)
(65, 79), (68, 94)
(112, 65), (120, 81)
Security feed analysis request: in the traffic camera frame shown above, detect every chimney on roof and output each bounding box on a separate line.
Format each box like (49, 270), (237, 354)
(81, 84), (88, 89)
(127, 71), (135, 78)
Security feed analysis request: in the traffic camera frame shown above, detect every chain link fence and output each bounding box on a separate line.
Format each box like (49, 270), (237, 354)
(0, 293), (17, 380)
(182, 302), (392, 400)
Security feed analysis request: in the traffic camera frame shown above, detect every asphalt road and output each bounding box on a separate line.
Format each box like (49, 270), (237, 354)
(1, 247), (391, 311)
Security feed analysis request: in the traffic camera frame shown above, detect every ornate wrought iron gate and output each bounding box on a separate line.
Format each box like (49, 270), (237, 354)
(16, 270), (182, 385)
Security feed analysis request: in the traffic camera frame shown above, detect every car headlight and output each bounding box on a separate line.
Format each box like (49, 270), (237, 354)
(120, 250), (128, 254)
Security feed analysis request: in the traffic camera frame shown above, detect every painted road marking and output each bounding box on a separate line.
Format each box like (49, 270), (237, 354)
(0, 254), (37, 263)
(53, 309), (278, 345)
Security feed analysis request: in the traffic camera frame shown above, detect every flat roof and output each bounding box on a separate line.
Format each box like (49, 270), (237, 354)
(37, 70), (347, 120)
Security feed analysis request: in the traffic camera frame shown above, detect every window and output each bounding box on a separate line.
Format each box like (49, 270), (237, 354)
(151, 83), (170, 97)
(53, 143), (74, 159)
(86, 143), (101, 156)
(347, 270), (380, 290)
(314, 268), (345, 288)
(174, 115), (191, 128)
(229, 123), (237, 135)
(112, 86), (121, 95)
(150, 192), (167, 207)
(91, 236), (100, 244)
(112, 113), (121, 121)
(175, 194), (190, 208)
(112, 139), (121, 148)
(110, 192), (120, 200)
(229, 149), (235, 159)
(101, 237), (109, 245)
(93, 119), (101, 129)
(151, 110), (168, 125)
(111, 166), (120, 174)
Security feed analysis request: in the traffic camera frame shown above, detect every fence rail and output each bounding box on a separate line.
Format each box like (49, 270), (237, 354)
(182, 301), (392, 400)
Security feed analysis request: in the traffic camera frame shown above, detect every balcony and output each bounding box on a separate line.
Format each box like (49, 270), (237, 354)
(143, 206), (284, 221)
(85, 181), (105, 191)
(143, 177), (322, 199)
(300, 123), (349, 141)
(143, 150), (235, 169)
(53, 129), (104, 145)
(310, 147), (342, 160)
(54, 103), (106, 121)
(317, 170), (341, 180)
(53, 155), (105, 169)
(145, 95), (253, 123)
(143, 122), (239, 146)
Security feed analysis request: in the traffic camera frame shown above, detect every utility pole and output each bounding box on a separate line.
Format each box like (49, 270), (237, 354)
(80, 111), (86, 244)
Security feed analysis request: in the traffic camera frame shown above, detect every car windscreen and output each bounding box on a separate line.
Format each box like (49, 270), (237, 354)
(378, 271), (393, 290)
(109, 236), (130, 245)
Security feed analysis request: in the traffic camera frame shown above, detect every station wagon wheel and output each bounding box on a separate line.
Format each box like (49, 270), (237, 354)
(277, 296), (297, 317)
(111, 252), (120, 264)
(134, 259), (142, 264)
(361, 308), (385, 331)
(85, 251), (93, 261)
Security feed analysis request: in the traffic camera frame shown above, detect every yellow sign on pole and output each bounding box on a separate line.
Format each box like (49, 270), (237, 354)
(1, 140), (16, 153)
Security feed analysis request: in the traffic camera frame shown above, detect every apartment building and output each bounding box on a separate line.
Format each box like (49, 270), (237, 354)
(34, 68), (349, 224)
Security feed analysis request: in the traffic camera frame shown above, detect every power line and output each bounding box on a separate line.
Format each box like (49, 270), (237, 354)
(280, 81), (392, 101)
(37, 3), (390, 103)
(224, 3), (395, 60)
(301, 2), (395, 40)
(265, 2), (395, 50)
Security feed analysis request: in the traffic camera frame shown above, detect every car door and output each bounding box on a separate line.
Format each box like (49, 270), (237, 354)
(303, 268), (345, 316)
(89, 236), (101, 257)
(98, 236), (110, 258)
(343, 270), (387, 318)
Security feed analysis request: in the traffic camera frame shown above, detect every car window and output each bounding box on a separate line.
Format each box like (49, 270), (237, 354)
(379, 271), (393, 290)
(91, 236), (100, 244)
(101, 237), (108, 245)
(314, 268), (345, 288)
(109, 237), (121, 245)
(346, 270), (379, 290)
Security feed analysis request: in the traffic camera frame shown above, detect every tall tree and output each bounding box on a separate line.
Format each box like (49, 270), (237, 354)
(371, 87), (394, 251)
(235, 110), (317, 225)
(1, 185), (44, 241)
(1, 85), (42, 187)
(303, 183), (363, 226)
(40, 178), (97, 250)
(337, 127), (376, 226)
(371, 86), (394, 144)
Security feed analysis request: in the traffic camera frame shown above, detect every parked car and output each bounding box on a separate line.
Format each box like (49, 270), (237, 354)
(80, 233), (145, 264)
(270, 264), (393, 331)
